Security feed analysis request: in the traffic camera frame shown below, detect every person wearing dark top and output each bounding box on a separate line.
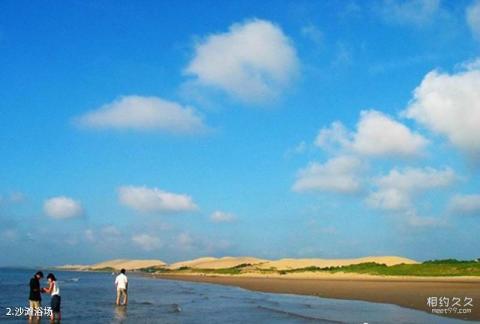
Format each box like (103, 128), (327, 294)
(29, 271), (44, 320)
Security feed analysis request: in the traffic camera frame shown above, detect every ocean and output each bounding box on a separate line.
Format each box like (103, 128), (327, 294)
(0, 268), (469, 323)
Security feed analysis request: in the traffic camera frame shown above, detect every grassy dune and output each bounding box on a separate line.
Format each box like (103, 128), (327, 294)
(142, 259), (480, 277)
(284, 260), (480, 276)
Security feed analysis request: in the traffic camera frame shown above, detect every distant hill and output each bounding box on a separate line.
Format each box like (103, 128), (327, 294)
(257, 256), (418, 270)
(59, 255), (417, 272)
(58, 259), (166, 271)
(168, 257), (269, 269)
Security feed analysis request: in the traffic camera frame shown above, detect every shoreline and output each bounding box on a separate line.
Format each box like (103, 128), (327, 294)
(154, 273), (480, 321)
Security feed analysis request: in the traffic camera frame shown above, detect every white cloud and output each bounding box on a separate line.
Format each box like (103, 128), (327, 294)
(76, 96), (206, 134)
(467, 0), (480, 40)
(185, 19), (299, 103)
(352, 110), (428, 157)
(293, 156), (363, 193)
(367, 167), (456, 211)
(43, 196), (83, 219)
(405, 210), (446, 227)
(367, 187), (411, 211)
(118, 185), (198, 214)
(458, 57), (480, 70)
(131, 233), (162, 251)
(449, 194), (480, 215)
(210, 211), (236, 223)
(315, 121), (351, 151)
(316, 110), (428, 158)
(377, 0), (441, 26)
(404, 64), (480, 160)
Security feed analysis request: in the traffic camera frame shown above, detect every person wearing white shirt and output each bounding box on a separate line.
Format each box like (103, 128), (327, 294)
(115, 269), (128, 306)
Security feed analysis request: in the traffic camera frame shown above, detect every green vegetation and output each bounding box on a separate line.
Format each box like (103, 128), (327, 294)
(192, 267), (243, 275)
(138, 259), (480, 277)
(280, 260), (480, 277)
(90, 267), (116, 272)
(139, 263), (253, 275)
(423, 259), (479, 264)
(138, 266), (166, 273)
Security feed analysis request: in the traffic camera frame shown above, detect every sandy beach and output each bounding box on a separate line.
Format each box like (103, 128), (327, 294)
(156, 274), (480, 321)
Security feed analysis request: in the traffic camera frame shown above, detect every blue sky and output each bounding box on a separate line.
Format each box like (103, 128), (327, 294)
(1, 0), (480, 266)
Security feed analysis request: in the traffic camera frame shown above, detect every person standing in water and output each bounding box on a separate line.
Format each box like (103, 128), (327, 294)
(28, 271), (44, 321)
(115, 269), (128, 306)
(43, 273), (61, 322)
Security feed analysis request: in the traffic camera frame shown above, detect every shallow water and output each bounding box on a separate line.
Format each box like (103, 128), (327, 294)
(0, 268), (468, 323)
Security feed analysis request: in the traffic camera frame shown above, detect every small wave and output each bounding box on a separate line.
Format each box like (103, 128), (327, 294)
(139, 301), (154, 305)
(170, 303), (182, 313)
(257, 305), (345, 323)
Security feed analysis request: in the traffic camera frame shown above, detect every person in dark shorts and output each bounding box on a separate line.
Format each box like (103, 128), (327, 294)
(29, 271), (44, 320)
(43, 273), (61, 322)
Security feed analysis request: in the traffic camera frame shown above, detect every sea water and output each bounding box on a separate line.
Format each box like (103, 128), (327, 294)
(0, 268), (469, 323)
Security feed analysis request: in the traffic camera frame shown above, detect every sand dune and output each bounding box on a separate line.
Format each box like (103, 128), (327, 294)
(168, 256), (416, 270)
(167, 257), (219, 269)
(257, 256), (417, 270)
(60, 256), (417, 271)
(168, 257), (269, 269)
(59, 259), (166, 271)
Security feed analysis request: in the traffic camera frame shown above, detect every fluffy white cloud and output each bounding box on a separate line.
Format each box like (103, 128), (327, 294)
(449, 194), (480, 215)
(131, 233), (162, 251)
(377, 0), (441, 26)
(367, 167), (456, 211)
(316, 110), (428, 158)
(43, 196), (83, 219)
(210, 211), (236, 223)
(293, 156), (363, 193)
(467, 0), (480, 40)
(76, 96), (206, 134)
(404, 64), (480, 159)
(315, 121), (351, 151)
(118, 186), (198, 214)
(352, 110), (428, 157)
(185, 19), (299, 103)
(367, 187), (411, 211)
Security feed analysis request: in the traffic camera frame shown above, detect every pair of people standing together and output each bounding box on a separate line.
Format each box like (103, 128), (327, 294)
(29, 271), (61, 322)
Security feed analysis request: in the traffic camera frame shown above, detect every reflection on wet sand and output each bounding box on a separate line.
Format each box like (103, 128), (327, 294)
(114, 305), (127, 321)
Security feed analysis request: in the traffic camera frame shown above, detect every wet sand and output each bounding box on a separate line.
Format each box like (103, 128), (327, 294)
(157, 274), (480, 321)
